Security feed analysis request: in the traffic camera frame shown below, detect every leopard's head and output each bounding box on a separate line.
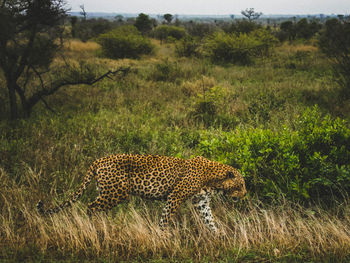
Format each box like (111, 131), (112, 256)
(213, 169), (247, 200)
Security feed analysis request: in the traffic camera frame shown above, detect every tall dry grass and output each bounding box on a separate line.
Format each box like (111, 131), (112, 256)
(64, 39), (101, 52)
(1, 167), (350, 262)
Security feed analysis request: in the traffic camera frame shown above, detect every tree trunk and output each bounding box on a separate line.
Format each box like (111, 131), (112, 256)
(6, 79), (19, 120)
(14, 82), (31, 118)
(6, 75), (31, 119)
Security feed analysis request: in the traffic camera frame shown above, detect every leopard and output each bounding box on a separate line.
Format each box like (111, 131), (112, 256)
(37, 154), (247, 232)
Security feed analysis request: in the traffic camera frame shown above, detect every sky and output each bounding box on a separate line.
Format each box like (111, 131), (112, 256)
(66, 0), (350, 15)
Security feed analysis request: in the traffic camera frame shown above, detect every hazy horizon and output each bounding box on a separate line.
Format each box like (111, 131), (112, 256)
(66, 0), (350, 15)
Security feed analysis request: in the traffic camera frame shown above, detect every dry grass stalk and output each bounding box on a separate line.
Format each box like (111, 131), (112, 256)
(1, 168), (350, 261)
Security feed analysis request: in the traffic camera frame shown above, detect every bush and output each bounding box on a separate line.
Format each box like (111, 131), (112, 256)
(175, 36), (200, 57)
(197, 106), (350, 202)
(74, 18), (113, 42)
(97, 25), (154, 59)
(319, 18), (350, 98)
(184, 21), (218, 38)
(224, 20), (261, 34)
(190, 86), (223, 127)
(296, 18), (321, 39)
(202, 29), (277, 64)
(147, 59), (184, 82)
(134, 13), (154, 34)
(153, 25), (187, 43)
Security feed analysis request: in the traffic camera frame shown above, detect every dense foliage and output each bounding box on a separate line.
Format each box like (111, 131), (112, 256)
(319, 18), (350, 98)
(153, 25), (187, 42)
(134, 13), (154, 34)
(197, 107), (350, 202)
(203, 29), (277, 64)
(72, 18), (113, 42)
(175, 36), (200, 57)
(97, 25), (154, 59)
(277, 19), (321, 41)
(0, 0), (66, 119)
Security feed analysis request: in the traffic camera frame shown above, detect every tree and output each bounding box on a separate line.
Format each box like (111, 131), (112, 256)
(115, 15), (124, 23)
(134, 13), (153, 34)
(163, 13), (173, 24)
(98, 26), (153, 59)
(79, 4), (86, 21)
(280, 21), (296, 41)
(0, 0), (127, 119)
(70, 16), (78, 38)
(241, 8), (262, 22)
(295, 18), (313, 39)
(319, 18), (350, 98)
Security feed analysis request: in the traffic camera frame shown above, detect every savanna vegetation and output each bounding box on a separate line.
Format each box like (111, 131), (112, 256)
(1, 1), (350, 262)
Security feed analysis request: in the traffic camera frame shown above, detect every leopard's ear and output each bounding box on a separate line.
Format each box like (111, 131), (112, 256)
(227, 171), (235, 178)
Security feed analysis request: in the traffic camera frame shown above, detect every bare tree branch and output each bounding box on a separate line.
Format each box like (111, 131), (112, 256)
(26, 66), (131, 112)
(40, 97), (57, 114)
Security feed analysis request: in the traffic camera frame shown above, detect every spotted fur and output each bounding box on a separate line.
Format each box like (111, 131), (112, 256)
(37, 154), (247, 231)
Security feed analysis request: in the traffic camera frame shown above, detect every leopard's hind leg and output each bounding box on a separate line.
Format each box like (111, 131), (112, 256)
(87, 176), (130, 215)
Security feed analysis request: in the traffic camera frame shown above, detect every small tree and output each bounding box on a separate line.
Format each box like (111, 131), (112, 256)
(163, 13), (173, 24)
(70, 16), (78, 38)
(319, 18), (350, 98)
(98, 26), (154, 59)
(296, 18), (316, 39)
(153, 25), (186, 44)
(0, 0), (126, 119)
(241, 8), (262, 22)
(280, 21), (296, 41)
(115, 15), (124, 23)
(79, 4), (86, 20)
(134, 13), (153, 34)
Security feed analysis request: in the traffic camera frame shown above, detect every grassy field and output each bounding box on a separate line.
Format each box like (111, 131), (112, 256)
(1, 39), (350, 262)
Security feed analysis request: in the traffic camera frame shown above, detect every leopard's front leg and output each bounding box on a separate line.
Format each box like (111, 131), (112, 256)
(192, 189), (217, 232)
(160, 177), (201, 229)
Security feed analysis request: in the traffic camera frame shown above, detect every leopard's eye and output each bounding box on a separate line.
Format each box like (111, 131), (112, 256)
(227, 171), (234, 178)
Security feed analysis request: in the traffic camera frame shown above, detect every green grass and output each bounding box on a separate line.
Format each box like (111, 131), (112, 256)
(1, 39), (350, 262)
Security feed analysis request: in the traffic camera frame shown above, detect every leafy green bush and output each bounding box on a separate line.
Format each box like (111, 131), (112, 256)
(184, 21), (218, 38)
(224, 20), (262, 34)
(97, 25), (154, 59)
(147, 59), (185, 82)
(190, 86), (223, 127)
(153, 25), (187, 43)
(134, 13), (154, 34)
(197, 106), (350, 202)
(247, 89), (286, 123)
(175, 36), (200, 57)
(319, 18), (350, 98)
(74, 18), (113, 42)
(202, 29), (277, 64)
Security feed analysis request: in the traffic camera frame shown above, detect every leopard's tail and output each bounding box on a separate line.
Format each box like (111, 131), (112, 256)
(37, 164), (96, 215)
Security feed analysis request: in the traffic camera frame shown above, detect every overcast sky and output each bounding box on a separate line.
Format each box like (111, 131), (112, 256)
(66, 0), (349, 15)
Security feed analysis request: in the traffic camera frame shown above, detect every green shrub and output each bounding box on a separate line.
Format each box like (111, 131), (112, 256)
(197, 106), (350, 202)
(184, 21), (218, 38)
(190, 86), (223, 127)
(319, 18), (350, 98)
(202, 29), (277, 64)
(97, 25), (154, 59)
(134, 13), (154, 34)
(175, 36), (200, 57)
(224, 20), (262, 34)
(74, 18), (113, 42)
(147, 59), (185, 82)
(153, 25), (187, 43)
(246, 89), (286, 123)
